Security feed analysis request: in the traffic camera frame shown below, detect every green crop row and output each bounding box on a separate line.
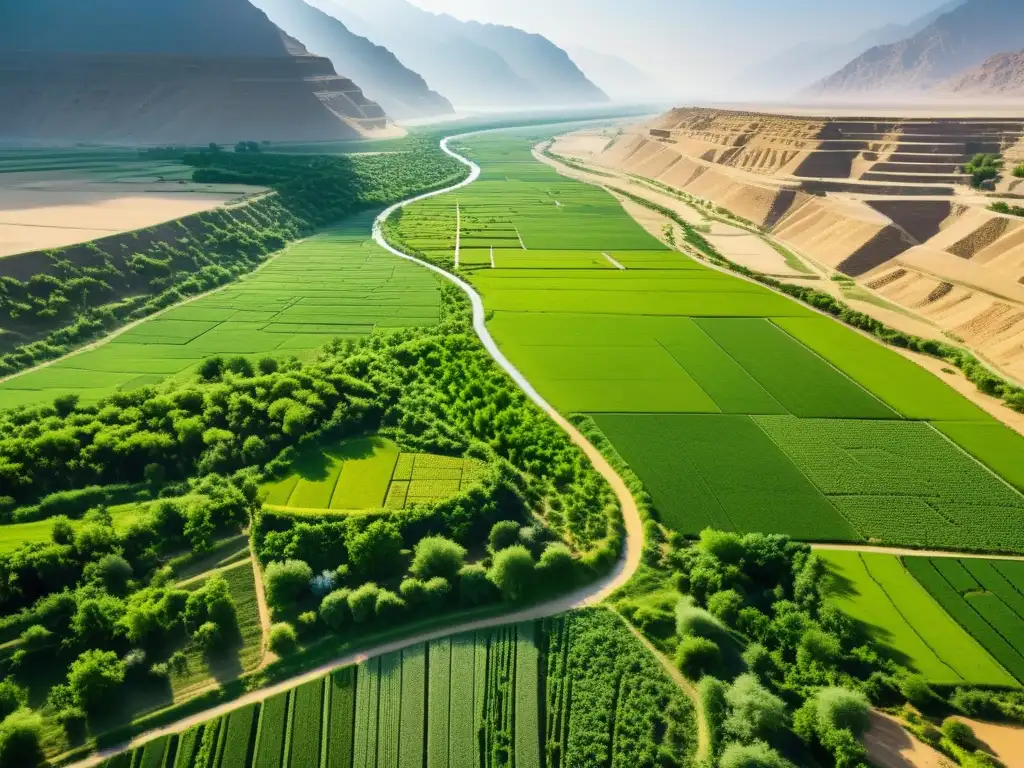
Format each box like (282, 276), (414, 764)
(288, 680), (324, 768)
(450, 636), (477, 768)
(515, 624), (542, 768)
(398, 647), (426, 768)
(254, 691), (289, 768)
(427, 638), (452, 768)
(378, 653), (402, 768)
(326, 668), (356, 768)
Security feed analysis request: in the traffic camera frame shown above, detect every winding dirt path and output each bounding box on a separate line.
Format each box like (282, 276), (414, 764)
(64, 131), (652, 768)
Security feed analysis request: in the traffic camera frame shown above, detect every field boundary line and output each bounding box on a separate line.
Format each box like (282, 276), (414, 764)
(454, 202), (461, 269)
(602, 253), (626, 270)
(925, 421), (1024, 502)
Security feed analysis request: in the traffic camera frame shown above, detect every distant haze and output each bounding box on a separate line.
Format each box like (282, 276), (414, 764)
(405, 0), (955, 100)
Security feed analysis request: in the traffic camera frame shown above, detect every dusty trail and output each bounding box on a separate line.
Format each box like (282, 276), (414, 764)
(65, 130), (652, 768)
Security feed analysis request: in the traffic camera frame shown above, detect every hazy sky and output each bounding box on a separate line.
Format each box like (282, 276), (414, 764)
(406, 0), (949, 94)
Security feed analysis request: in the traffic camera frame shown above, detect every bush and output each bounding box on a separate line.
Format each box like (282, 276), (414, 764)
(423, 577), (451, 611)
(699, 676), (729, 755)
(348, 583), (380, 623)
(489, 520), (521, 552)
(537, 542), (576, 585)
(410, 536), (466, 582)
(375, 590), (406, 621)
(707, 589), (744, 626)
(264, 559), (313, 611)
(319, 589), (351, 631)
(67, 649), (126, 712)
(18, 625), (52, 652)
(458, 564), (494, 606)
(0, 683), (26, 722)
(347, 520), (404, 581)
(675, 598), (727, 641)
(900, 674), (939, 712)
(797, 629), (842, 669)
(724, 674), (788, 743)
(941, 718), (974, 748)
(0, 708), (45, 768)
(399, 578), (427, 607)
(268, 622), (298, 656)
(488, 545), (534, 602)
(193, 621), (221, 652)
(719, 741), (791, 768)
(698, 529), (746, 563)
(741, 643), (776, 683)
(675, 636), (721, 679)
(814, 687), (870, 736)
(84, 553), (134, 594)
(949, 688), (1000, 719)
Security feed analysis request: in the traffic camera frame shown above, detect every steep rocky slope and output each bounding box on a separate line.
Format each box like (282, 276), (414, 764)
(938, 50), (1024, 96)
(249, 0), (453, 119)
(811, 0), (1024, 95)
(314, 0), (607, 108)
(0, 0), (392, 144)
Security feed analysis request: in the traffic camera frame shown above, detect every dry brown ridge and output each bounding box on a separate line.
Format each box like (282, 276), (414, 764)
(562, 108), (1024, 382)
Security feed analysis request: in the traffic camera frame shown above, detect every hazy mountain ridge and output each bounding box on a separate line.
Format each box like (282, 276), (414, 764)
(314, 0), (607, 108)
(811, 0), (1024, 95)
(0, 0), (393, 144)
(735, 0), (966, 98)
(938, 49), (1024, 95)
(566, 46), (663, 104)
(249, 0), (453, 119)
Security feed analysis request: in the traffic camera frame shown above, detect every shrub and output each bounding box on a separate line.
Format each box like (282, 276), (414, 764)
(347, 583), (380, 623)
(537, 542), (576, 585)
(0, 683), (26, 722)
(84, 553), (134, 594)
(399, 578), (427, 607)
(422, 577), (451, 611)
(67, 650), (126, 713)
(698, 529), (746, 563)
(264, 559), (313, 611)
(675, 636), (721, 679)
(410, 536), (466, 582)
(297, 611), (318, 632)
(458, 564), (493, 605)
(900, 674), (939, 712)
(0, 708), (45, 768)
(675, 598), (727, 641)
(487, 545), (534, 601)
(194, 621), (222, 652)
(724, 674), (788, 743)
(707, 589), (744, 626)
(941, 718), (974, 748)
(797, 629), (842, 669)
(319, 589), (351, 630)
(268, 622), (298, 656)
(814, 687), (870, 736)
(719, 741), (791, 768)
(489, 520), (521, 552)
(19, 625), (53, 652)
(699, 676), (729, 755)
(742, 643), (776, 683)
(375, 590), (406, 621)
(949, 688), (1000, 719)
(347, 520), (404, 580)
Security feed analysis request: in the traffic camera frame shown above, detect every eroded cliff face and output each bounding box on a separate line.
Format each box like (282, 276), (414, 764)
(582, 108), (1024, 380)
(939, 50), (1024, 97)
(0, 0), (394, 144)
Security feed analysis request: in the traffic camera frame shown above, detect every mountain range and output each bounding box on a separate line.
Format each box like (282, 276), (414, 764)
(810, 0), (1024, 95)
(310, 0), (608, 109)
(248, 0), (453, 119)
(938, 50), (1024, 96)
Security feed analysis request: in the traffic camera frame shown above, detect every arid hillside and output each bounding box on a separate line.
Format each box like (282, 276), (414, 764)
(563, 108), (1024, 381)
(0, 0), (394, 144)
(939, 50), (1024, 97)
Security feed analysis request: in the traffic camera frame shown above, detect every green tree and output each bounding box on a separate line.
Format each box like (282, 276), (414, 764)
(719, 740), (791, 768)
(347, 583), (379, 623)
(724, 674), (788, 744)
(488, 520), (521, 552)
(67, 650), (126, 712)
(409, 536), (466, 582)
(487, 545), (534, 601)
(0, 683), (26, 722)
(269, 622), (297, 655)
(263, 559), (313, 611)
(319, 589), (351, 631)
(0, 708), (45, 768)
(674, 636), (721, 679)
(347, 521), (403, 581)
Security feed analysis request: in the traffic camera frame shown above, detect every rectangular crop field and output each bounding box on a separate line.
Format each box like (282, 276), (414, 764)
(254, 691), (289, 768)
(819, 551), (1013, 685)
(219, 704), (257, 768)
(933, 421), (1024, 494)
(696, 318), (896, 419)
(399, 646), (426, 768)
(287, 679), (324, 768)
(353, 657), (380, 768)
(515, 623), (542, 768)
(906, 556), (1024, 683)
(325, 668), (356, 768)
(755, 417), (1024, 552)
(774, 317), (990, 421)
(427, 637), (451, 768)
(592, 414), (858, 541)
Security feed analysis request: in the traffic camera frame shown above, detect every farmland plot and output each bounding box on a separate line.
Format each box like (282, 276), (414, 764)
(906, 555), (1024, 683)
(0, 212), (440, 408)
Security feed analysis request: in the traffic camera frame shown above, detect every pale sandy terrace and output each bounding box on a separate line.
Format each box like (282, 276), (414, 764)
(0, 171), (260, 257)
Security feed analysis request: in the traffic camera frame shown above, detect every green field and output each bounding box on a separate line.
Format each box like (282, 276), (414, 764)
(905, 555), (1024, 684)
(0, 501), (150, 554)
(387, 130), (1024, 549)
(99, 610), (695, 768)
(0, 213), (440, 409)
(820, 551), (1014, 686)
(261, 437), (485, 513)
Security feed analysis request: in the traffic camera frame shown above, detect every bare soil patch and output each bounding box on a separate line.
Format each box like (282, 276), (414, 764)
(864, 712), (954, 768)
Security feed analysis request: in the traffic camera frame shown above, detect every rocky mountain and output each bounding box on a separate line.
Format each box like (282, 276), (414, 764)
(248, 0), (452, 119)
(566, 47), (663, 104)
(311, 0), (608, 109)
(735, 0), (965, 99)
(810, 0), (1024, 95)
(938, 49), (1024, 95)
(0, 0), (392, 144)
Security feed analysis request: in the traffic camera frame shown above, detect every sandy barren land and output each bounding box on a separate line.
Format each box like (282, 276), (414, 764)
(552, 108), (1024, 383)
(0, 172), (258, 257)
